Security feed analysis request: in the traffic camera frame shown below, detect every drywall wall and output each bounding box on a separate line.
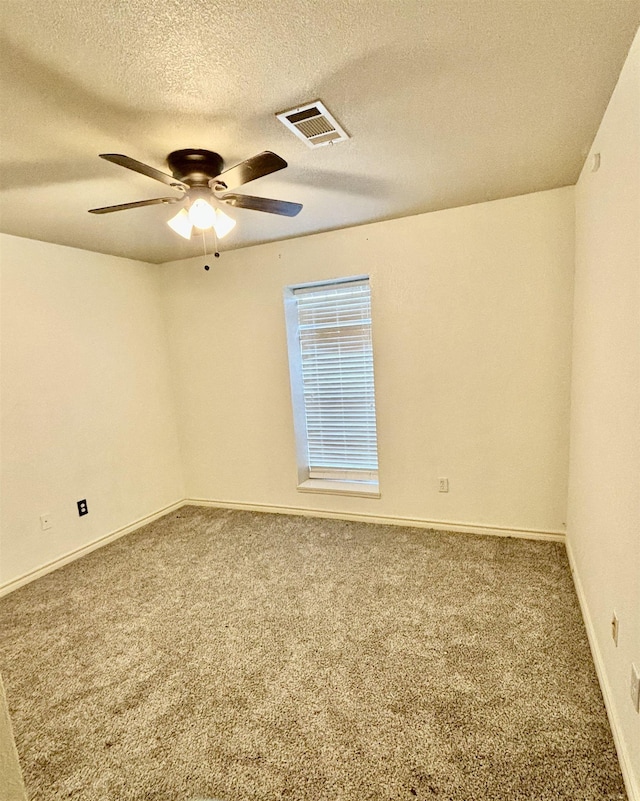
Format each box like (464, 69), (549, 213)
(0, 673), (27, 801)
(0, 234), (184, 588)
(567, 27), (640, 799)
(160, 187), (574, 535)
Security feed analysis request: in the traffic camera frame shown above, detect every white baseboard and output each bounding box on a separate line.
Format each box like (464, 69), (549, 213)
(0, 498), (563, 598)
(0, 499), (186, 598)
(185, 498), (566, 542)
(565, 539), (639, 801)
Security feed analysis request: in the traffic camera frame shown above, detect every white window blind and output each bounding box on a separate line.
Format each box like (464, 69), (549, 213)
(291, 278), (379, 482)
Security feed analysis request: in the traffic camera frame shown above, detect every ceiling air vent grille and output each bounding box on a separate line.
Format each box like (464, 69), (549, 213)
(276, 101), (349, 148)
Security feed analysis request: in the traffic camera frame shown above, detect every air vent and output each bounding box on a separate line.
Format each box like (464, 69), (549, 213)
(276, 100), (349, 148)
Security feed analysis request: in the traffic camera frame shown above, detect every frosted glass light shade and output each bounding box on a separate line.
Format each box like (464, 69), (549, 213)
(167, 208), (192, 240)
(213, 208), (236, 239)
(188, 198), (216, 229)
(167, 203), (236, 240)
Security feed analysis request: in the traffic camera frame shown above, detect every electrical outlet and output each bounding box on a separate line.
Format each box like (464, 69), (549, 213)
(631, 664), (640, 713)
(77, 499), (88, 517)
(40, 514), (52, 531)
(611, 612), (619, 646)
(438, 478), (449, 493)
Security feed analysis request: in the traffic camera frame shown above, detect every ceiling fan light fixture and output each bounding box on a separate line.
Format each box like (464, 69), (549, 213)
(188, 197), (217, 230)
(167, 204), (236, 241)
(167, 208), (193, 239)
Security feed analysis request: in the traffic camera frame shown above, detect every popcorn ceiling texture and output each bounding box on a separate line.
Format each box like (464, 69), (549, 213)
(0, 1), (638, 261)
(0, 507), (626, 800)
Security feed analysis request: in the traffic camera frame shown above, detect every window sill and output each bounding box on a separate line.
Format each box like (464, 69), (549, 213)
(297, 479), (380, 498)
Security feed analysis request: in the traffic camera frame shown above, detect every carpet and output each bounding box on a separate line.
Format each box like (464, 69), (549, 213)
(0, 506), (626, 800)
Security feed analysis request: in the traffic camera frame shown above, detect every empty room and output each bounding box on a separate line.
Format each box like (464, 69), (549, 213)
(0, 2), (639, 800)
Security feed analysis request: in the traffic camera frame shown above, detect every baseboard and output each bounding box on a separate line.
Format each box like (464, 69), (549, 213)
(0, 499), (186, 598)
(0, 498), (563, 598)
(185, 498), (566, 542)
(566, 539), (639, 801)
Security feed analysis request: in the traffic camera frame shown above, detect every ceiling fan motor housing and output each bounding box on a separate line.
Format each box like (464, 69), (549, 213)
(167, 149), (224, 187)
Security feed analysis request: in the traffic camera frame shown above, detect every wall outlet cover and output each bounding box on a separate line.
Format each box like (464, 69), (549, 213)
(40, 514), (52, 530)
(77, 499), (88, 517)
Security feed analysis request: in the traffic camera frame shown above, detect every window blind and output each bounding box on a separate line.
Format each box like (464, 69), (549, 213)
(293, 279), (379, 480)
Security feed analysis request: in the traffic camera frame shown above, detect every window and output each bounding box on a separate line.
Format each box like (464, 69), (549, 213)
(284, 276), (380, 496)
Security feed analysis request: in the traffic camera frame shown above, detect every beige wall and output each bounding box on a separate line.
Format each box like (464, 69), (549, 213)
(567, 28), (640, 799)
(160, 187), (575, 536)
(0, 235), (184, 588)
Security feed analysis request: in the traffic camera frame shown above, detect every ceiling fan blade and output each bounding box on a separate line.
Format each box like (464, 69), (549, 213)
(212, 151), (287, 190)
(88, 197), (181, 214)
(221, 193), (302, 217)
(100, 154), (189, 190)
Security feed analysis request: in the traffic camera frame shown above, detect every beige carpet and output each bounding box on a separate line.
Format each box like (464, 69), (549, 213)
(0, 506), (626, 800)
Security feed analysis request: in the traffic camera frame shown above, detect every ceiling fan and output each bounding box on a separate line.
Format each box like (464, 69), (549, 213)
(89, 149), (302, 240)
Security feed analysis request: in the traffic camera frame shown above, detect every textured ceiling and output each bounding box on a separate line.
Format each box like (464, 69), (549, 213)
(0, 0), (638, 263)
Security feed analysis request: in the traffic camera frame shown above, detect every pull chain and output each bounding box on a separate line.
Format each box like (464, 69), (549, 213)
(202, 228), (220, 270)
(212, 224), (220, 258)
(201, 229), (210, 271)
(202, 227), (220, 272)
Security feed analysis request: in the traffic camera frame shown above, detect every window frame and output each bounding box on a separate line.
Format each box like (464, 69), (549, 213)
(283, 275), (381, 498)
